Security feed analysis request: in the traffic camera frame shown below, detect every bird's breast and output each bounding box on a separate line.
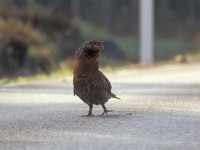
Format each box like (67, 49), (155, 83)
(73, 60), (99, 75)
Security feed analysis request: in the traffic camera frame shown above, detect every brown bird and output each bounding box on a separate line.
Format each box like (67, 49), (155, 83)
(73, 39), (120, 116)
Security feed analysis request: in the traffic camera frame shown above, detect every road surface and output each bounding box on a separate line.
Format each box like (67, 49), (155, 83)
(0, 63), (200, 150)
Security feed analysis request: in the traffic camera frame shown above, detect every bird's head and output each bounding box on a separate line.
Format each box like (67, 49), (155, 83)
(75, 39), (104, 59)
(86, 39), (104, 51)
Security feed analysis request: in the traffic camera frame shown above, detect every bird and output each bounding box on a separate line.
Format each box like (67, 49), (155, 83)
(73, 39), (120, 116)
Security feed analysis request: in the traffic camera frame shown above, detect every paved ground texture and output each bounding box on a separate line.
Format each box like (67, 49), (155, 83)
(0, 63), (200, 150)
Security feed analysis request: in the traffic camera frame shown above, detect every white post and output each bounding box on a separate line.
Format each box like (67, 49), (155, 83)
(139, 0), (154, 64)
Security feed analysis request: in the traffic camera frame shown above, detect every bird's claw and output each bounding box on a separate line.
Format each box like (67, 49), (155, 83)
(100, 110), (113, 116)
(81, 114), (94, 117)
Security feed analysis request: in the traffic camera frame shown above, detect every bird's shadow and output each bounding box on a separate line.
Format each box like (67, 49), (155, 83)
(79, 112), (134, 119)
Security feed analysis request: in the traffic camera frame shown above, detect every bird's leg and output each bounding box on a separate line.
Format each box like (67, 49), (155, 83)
(100, 103), (113, 116)
(88, 104), (94, 116)
(82, 104), (94, 117)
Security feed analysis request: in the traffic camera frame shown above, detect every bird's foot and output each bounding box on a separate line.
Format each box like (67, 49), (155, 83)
(100, 110), (113, 116)
(81, 113), (94, 117)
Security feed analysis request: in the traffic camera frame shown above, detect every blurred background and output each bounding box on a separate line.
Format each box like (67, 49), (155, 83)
(0, 0), (200, 79)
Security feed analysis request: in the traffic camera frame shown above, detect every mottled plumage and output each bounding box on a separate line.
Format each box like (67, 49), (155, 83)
(73, 39), (120, 116)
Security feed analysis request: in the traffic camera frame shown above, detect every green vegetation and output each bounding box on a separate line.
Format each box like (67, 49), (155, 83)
(155, 39), (200, 61)
(1, 0), (200, 83)
(73, 20), (110, 39)
(76, 20), (200, 62)
(185, 51), (200, 62)
(0, 65), (72, 84)
(74, 20), (138, 60)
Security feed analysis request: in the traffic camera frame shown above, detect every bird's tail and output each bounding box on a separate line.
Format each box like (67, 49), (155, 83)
(111, 93), (121, 100)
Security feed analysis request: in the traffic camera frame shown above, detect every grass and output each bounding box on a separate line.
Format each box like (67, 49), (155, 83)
(155, 38), (200, 61)
(0, 68), (72, 84)
(0, 65), (125, 84)
(185, 51), (200, 62)
(0, 59), (74, 84)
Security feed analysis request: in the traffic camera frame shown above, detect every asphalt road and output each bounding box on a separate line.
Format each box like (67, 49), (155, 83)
(0, 63), (200, 150)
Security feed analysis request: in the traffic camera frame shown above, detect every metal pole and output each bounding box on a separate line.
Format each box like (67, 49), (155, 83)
(139, 0), (154, 64)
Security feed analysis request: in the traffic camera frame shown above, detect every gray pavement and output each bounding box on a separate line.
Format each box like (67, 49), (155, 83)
(0, 63), (200, 150)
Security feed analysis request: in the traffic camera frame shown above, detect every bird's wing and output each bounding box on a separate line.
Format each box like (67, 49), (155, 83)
(73, 74), (92, 96)
(94, 71), (112, 94)
(94, 72), (120, 99)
